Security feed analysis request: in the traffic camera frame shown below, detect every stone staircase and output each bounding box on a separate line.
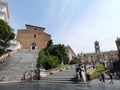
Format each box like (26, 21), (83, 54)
(0, 49), (39, 82)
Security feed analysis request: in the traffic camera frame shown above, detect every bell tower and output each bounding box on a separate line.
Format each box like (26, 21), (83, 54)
(94, 41), (100, 54)
(0, 0), (9, 22)
(94, 41), (101, 62)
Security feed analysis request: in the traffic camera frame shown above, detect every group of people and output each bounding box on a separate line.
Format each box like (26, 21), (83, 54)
(21, 71), (35, 81)
(76, 65), (115, 84)
(75, 66), (91, 82)
(100, 72), (113, 84)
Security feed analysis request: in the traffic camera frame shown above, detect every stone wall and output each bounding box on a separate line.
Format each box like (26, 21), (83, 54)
(0, 49), (19, 63)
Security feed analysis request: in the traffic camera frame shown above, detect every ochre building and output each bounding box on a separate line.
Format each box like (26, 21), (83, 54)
(16, 24), (51, 50)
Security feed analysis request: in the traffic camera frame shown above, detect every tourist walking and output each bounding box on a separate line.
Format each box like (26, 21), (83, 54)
(109, 73), (113, 84)
(101, 72), (105, 83)
(21, 71), (27, 82)
(24, 71), (27, 81)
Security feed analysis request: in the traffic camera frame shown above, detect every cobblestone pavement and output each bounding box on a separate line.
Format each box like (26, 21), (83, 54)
(0, 50), (38, 81)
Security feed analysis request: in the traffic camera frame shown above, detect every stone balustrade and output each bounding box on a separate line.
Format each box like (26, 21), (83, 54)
(0, 49), (19, 64)
(40, 65), (76, 77)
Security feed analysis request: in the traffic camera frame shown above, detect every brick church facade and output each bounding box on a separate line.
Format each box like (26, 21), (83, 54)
(16, 24), (51, 50)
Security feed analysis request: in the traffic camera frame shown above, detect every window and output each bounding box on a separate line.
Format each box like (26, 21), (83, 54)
(34, 28), (37, 30)
(34, 34), (36, 38)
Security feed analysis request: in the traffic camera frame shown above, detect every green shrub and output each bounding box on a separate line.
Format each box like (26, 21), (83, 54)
(70, 60), (78, 64)
(43, 55), (59, 70)
(37, 44), (69, 70)
(91, 64), (105, 79)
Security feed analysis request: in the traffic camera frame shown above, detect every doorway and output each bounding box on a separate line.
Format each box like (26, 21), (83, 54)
(32, 43), (36, 50)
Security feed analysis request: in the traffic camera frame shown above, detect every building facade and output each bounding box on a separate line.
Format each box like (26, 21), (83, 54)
(16, 24), (51, 50)
(78, 51), (118, 63)
(0, 0), (9, 22)
(78, 41), (119, 63)
(65, 45), (76, 62)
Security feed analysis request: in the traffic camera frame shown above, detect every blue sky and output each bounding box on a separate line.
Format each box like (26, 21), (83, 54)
(5, 0), (120, 54)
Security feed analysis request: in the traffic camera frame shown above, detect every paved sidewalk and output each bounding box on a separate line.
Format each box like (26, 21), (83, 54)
(89, 79), (120, 90)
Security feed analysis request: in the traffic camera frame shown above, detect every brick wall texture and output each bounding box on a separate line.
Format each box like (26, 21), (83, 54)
(16, 24), (51, 50)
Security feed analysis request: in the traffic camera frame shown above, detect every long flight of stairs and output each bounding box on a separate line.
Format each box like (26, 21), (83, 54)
(0, 50), (38, 82)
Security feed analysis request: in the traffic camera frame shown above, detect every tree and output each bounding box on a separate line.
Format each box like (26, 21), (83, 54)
(37, 49), (46, 65)
(70, 60), (78, 65)
(37, 44), (69, 70)
(0, 19), (15, 54)
(43, 55), (59, 70)
(46, 44), (69, 64)
(46, 39), (53, 48)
